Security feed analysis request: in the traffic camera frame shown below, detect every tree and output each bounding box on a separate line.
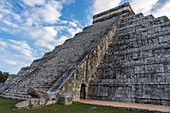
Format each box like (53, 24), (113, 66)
(0, 71), (9, 83)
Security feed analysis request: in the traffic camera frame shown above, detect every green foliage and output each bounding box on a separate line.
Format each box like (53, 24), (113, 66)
(0, 97), (146, 113)
(0, 71), (9, 83)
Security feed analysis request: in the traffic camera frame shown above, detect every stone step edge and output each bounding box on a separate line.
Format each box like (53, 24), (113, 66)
(121, 12), (134, 18)
(98, 60), (170, 69)
(104, 53), (168, 63)
(121, 13), (143, 22)
(117, 22), (170, 37)
(2, 95), (31, 99)
(0, 95), (30, 100)
(5, 92), (28, 95)
(118, 17), (169, 33)
(1, 93), (31, 97)
(119, 15), (155, 30)
(120, 14), (153, 26)
(6, 90), (28, 93)
(2, 93), (30, 96)
(111, 30), (170, 46)
(112, 42), (170, 56)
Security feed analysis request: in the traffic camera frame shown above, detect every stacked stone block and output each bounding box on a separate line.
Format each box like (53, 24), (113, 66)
(0, 2), (169, 107)
(0, 15), (120, 101)
(88, 13), (170, 105)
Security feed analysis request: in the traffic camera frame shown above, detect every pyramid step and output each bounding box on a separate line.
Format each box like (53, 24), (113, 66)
(30, 57), (47, 68)
(121, 12), (135, 18)
(117, 21), (170, 38)
(39, 85), (52, 88)
(120, 14), (154, 29)
(121, 13), (144, 23)
(118, 16), (169, 34)
(2, 93), (31, 98)
(6, 90), (28, 95)
(109, 35), (170, 53)
(7, 89), (28, 92)
(120, 14), (153, 27)
(113, 42), (170, 56)
(17, 66), (30, 76)
(97, 65), (112, 70)
(43, 51), (53, 58)
(109, 33), (170, 53)
(0, 95), (30, 101)
(111, 30), (170, 46)
(6, 91), (28, 95)
(106, 49), (170, 64)
(98, 75), (117, 79)
(37, 86), (52, 91)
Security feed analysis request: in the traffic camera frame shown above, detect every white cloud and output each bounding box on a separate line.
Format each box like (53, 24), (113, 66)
(0, 14), (3, 18)
(0, 7), (22, 23)
(31, 2), (62, 24)
(130, 0), (159, 15)
(0, 0), (79, 52)
(92, 0), (121, 14)
(2, 20), (18, 28)
(0, 38), (7, 47)
(151, 1), (170, 18)
(0, 47), (5, 51)
(44, 27), (58, 36)
(60, 20), (68, 24)
(69, 22), (77, 28)
(0, 27), (9, 32)
(25, 26), (58, 50)
(2, 9), (10, 14)
(67, 27), (82, 37)
(24, 24), (82, 51)
(54, 36), (68, 46)
(61, 0), (75, 5)
(25, 18), (33, 26)
(9, 40), (35, 61)
(22, 0), (45, 7)
(3, 59), (17, 66)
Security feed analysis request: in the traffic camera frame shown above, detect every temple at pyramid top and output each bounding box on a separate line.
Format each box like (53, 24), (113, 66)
(93, 2), (134, 24)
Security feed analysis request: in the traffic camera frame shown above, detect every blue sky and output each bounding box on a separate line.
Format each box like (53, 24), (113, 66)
(0, 0), (169, 74)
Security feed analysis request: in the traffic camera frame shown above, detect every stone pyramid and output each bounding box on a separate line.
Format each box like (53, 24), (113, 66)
(0, 2), (169, 108)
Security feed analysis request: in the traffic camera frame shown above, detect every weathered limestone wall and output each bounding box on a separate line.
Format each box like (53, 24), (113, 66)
(1, 2), (169, 108)
(88, 13), (170, 105)
(47, 16), (122, 102)
(1, 14), (122, 101)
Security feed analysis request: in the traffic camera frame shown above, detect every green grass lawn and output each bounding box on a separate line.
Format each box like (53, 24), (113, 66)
(0, 97), (146, 113)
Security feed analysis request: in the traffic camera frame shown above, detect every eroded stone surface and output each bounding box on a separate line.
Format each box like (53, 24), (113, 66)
(59, 94), (72, 105)
(88, 13), (170, 105)
(0, 3), (169, 109)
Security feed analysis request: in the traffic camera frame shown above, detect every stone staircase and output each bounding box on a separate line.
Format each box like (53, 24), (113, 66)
(88, 12), (170, 105)
(0, 2), (169, 107)
(0, 15), (120, 100)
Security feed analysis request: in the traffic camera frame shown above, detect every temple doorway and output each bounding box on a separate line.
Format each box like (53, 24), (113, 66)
(80, 84), (86, 99)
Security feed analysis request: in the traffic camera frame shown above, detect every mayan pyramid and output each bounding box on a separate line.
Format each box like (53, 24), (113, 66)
(0, 3), (170, 108)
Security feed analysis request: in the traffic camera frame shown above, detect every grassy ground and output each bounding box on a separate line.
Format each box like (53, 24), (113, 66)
(0, 97), (146, 113)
